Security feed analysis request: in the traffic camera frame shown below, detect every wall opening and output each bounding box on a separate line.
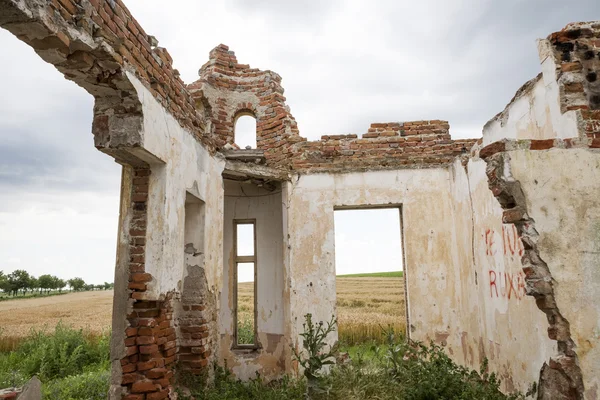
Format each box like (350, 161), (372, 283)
(333, 207), (406, 345)
(221, 177), (285, 365)
(234, 220), (257, 347)
(184, 192), (206, 261)
(234, 114), (257, 149)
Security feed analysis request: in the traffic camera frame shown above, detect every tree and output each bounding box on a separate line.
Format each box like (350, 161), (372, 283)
(52, 276), (66, 293)
(38, 274), (54, 294)
(7, 270), (32, 296)
(68, 277), (85, 292)
(30, 276), (39, 294)
(0, 271), (8, 295)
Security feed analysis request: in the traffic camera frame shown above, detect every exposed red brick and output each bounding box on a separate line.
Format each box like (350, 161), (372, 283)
(131, 380), (158, 393)
(479, 141), (506, 159)
(529, 139), (555, 150)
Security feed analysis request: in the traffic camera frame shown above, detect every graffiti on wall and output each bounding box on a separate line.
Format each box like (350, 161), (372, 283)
(488, 270), (526, 300)
(484, 224), (524, 257)
(484, 224), (526, 301)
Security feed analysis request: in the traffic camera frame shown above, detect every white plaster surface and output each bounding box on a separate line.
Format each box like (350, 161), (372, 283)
(509, 148), (600, 398)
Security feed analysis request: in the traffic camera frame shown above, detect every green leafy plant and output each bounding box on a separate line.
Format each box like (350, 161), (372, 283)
(42, 369), (109, 400)
(292, 313), (338, 398)
(0, 324), (109, 388)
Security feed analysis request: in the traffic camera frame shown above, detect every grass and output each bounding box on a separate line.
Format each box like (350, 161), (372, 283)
(179, 334), (528, 400)
(336, 271), (403, 278)
(0, 325), (528, 400)
(0, 324), (110, 399)
(0, 291), (69, 302)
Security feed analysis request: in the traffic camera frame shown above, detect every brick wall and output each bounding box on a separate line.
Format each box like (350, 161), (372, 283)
(289, 121), (477, 172)
(191, 47), (477, 172)
(189, 44), (302, 165)
(548, 21), (600, 140)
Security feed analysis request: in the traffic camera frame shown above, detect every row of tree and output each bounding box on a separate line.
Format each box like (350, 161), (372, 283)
(0, 269), (114, 297)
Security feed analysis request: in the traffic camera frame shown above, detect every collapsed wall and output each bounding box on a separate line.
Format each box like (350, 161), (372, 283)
(1, 1), (599, 399)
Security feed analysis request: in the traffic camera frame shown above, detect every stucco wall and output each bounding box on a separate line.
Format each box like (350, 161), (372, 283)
(284, 161), (558, 394)
(508, 148), (600, 398)
(220, 180), (287, 380)
(464, 158), (556, 393)
(286, 169), (458, 353)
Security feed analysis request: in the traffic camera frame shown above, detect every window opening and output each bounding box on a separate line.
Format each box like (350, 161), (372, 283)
(333, 207), (406, 345)
(234, 220), (257, 347)
(234, 114), (257, 149)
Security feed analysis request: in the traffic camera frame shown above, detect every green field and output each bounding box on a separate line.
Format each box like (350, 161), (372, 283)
(336, 271), (403, 278)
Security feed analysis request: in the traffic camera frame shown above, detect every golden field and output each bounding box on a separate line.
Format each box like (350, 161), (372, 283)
(0, 291), (113, 339)
(0, 276), (406, 346)
(237, 276), (406, 345)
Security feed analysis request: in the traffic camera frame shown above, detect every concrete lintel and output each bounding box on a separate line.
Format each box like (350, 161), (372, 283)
(223, 159), (290, 182)
(223, 149), (266, 163)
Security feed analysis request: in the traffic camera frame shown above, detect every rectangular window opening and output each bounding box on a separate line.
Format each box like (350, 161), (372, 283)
(234, 220), (257, 347)
(333, 207), (407, 346)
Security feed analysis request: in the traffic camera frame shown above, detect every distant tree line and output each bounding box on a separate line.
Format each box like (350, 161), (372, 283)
(0, 269), (114, 297)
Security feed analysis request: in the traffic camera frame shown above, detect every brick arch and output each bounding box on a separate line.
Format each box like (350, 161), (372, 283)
(233, 107), (258, 148)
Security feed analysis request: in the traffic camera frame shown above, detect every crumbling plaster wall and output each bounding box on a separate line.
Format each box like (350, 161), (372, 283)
(108, 72), (226, 396)
(284, 158), (557, 394)
(220, 180), (288, 380)
(125, 72), (224, 299)
(285, 168), (458, 355)
(461, 157), (556, 393)
(506, 148), (600, 398)
(476, 21), (600, 398)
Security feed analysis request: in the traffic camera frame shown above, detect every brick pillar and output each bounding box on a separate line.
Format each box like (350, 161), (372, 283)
(118, 167), (177, 400)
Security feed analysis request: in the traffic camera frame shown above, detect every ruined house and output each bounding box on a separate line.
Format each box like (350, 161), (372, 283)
(1, 1), (599, 399)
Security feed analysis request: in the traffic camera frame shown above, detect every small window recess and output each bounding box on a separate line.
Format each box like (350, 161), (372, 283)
(233, 219), (258, 349)
(234, 113), (257, 149)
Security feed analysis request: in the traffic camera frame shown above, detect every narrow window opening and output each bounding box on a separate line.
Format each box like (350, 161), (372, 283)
(333, 207), (406, 346)
(234, 114), (257, 149)
(234, 220), (257, 347)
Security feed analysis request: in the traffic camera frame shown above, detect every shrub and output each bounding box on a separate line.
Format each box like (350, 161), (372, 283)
(42, 368), (110, 400)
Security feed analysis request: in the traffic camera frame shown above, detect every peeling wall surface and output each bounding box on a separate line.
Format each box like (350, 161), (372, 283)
(508, 149), (600, 398)
(286, 169), (453, 349)
(1, 2), (600, 399)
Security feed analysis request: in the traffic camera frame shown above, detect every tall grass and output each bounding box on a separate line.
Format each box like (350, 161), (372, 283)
(0, 323), (110, 398)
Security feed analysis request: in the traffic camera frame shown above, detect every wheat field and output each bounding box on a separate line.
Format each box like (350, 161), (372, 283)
(0, 291), (113, 338)
(237, 276), (406, 345)
(0, 276), (406, 346)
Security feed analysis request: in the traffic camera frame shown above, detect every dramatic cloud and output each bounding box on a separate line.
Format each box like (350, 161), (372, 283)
(0, 0), (598, 282)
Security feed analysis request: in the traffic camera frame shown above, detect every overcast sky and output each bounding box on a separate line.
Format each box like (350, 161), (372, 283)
(0, 0), (598, 284)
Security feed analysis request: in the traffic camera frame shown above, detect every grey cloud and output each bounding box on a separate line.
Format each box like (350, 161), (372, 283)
(225, 0), (338, 20)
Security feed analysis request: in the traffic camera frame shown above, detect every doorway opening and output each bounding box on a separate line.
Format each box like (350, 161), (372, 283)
(333, 207), (407, 345)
